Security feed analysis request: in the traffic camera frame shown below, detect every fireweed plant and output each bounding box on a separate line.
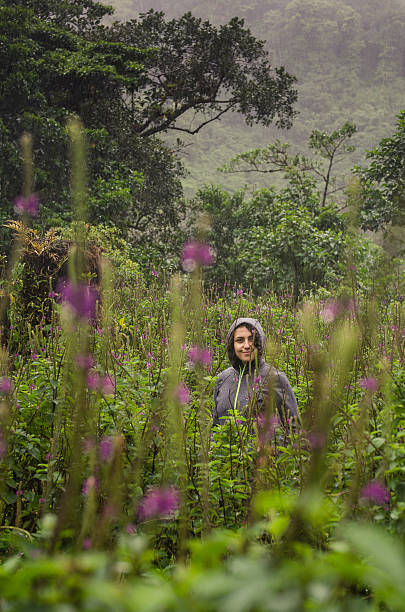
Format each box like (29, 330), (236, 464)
(0, 124), (405, 609)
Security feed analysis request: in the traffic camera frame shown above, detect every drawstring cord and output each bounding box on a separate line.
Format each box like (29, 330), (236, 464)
(233, 363), (246, 410)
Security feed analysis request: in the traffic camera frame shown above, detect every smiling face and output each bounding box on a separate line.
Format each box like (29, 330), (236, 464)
(233, 326), (257, 364)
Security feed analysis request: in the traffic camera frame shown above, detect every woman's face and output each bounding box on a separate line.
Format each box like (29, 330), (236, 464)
(233, 326), (257, 363)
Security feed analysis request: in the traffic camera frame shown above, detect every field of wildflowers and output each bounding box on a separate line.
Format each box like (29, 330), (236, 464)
(1, 127), (405, 610)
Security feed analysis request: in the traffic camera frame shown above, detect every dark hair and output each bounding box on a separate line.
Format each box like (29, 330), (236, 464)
(227, 322), (263, 369)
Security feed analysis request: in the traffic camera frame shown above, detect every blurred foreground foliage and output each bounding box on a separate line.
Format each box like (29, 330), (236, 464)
(1, 221), (405, 608)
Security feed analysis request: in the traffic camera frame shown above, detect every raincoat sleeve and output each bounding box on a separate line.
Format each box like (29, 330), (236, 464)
(212, 375), (223, 426)
(273, 371), (300, 429)
(263, 368), (300, 431)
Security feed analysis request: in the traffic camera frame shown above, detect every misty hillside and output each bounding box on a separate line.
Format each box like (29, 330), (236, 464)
(103, 0), (405, 194)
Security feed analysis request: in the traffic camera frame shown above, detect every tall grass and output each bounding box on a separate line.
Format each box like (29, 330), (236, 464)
(0, 124), (405, 610)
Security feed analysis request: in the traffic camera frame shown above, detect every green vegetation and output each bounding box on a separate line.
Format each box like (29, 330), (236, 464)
(106, 0), (405, 193)
(0, 0), (296, 256)
(2, 1), (405, 609)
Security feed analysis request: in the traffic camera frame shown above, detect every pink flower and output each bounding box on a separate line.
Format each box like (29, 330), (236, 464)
(320, 300), (340, 324)
(256, 414), (279, 446)
(307, 431), (326, 450)
(126, 523), (135, 535)
(138, 486), (180, 520)
(99, 436), (113, 461)
(200, 348), (213, 367)
(101, 375), (115, 395)
(75, 353), (94, 371)
(86, 371), (100, 391)
(360, 481), (389, 506)
(358, 378), (379, 393)
(86, 372), (115, 394)
(14, 193), (40, 217)
(0, 430), (6, 459)
(82, 538), (92, 550)
(0, 377), (12, 394)
(181, 241), (214, 272)
(57, 279), (98, 322)
(176, 382), (191, 404)
(187, 346), (212, 368)
(187, 346), (200, 363)
(82, 476), (98, 496)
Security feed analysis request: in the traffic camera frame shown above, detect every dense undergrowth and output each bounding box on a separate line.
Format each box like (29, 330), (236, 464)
(1, 236), (405, 609)
(1, 128), (405, 611)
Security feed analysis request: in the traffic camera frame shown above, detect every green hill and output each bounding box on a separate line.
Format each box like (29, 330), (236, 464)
(103, 0), (405, 195)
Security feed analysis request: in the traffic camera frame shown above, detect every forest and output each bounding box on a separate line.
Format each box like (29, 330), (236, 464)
(1, 0), (405, 609)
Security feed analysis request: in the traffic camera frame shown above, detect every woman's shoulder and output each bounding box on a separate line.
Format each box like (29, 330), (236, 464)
(216, 366), (235, 383)
(260, 362), (289, 384)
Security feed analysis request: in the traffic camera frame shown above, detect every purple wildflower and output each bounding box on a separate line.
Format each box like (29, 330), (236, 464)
(86, 372), (115, 394)
(320, 300), (340, 324)
(256, 414), (279, 446)
(187, 346), (213, 368)
(307, 431), (326, 450)
(138, 486), (180, 520)
(188, 346), (200, 363)
(86, 371), (100, 391)
(360, 481), (390, 506)
(57, 279), (98, 322)
(358, 378), (379, 393)
(0, 430), (6, 459)
(101, 374), (115, 395)
(14, 193), (40, 217)
(176, 382), (191, 404)
(126, 523), (135, 535)
(82, 475), (98, 496)
(82, 538), (92, 550)
(0, 377), (12, 394)
(99, 436), (113, 461)
(200, 348), (213, 367)
(181, 241), (214, 272)
(75, 353), (94, 372)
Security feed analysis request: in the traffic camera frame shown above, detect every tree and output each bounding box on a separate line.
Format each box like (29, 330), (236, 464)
(355, 111), (405, 231)
(190, 178), (346, 298)
(0, 1), (297, 257)
(191, 125), (359, 295)
(220, 121), (357, 209)
(108, 10), (297, 137)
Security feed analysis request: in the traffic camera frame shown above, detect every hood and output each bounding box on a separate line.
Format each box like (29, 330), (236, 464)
(226, 317), (266, 370)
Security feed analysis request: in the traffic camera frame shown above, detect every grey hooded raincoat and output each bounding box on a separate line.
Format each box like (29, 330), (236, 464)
(213, 317), (299, 427)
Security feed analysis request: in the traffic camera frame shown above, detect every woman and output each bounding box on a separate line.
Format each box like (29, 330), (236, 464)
(213, 317), (299, 430)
